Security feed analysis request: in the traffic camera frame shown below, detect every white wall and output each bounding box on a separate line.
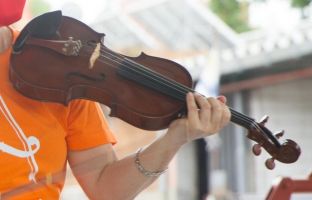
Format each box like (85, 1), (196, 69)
(249, 78), (312, 195)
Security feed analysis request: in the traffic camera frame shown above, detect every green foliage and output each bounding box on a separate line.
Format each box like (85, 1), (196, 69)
(29, 0), (51, 16)
(291, 0), (311, 8)
(209, 0), (251, 33)
(291, 0), (311, 18)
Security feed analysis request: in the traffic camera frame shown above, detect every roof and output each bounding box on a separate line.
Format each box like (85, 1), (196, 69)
(220, 21), (312, 74)
(220, 20), (312, 93)
(91, 0), (239, 53)
(89, 0), (240, 80)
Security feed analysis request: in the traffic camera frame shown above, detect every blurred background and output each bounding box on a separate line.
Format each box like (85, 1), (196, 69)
(14, 0), (312, 199)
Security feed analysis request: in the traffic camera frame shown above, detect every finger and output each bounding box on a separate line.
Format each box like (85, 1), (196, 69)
(195, 94), (212, 123)
(217, 95), (231, 128)
(217, 95), (227, 104)
(208, 98), (223, 127)
(186, 93), (200, 127)
(220, 106), (231, 128)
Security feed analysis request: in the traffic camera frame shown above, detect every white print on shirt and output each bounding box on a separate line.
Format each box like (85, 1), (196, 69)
(0, 95), (40, 183)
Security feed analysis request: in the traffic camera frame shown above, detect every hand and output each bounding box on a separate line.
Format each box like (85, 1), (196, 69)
(0, 27), (13, 53)
(167, 92), (231, 146)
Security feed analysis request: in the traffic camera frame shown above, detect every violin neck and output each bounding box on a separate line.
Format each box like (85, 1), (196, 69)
(229, 108), (255, 130)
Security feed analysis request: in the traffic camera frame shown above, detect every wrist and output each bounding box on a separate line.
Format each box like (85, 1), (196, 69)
(164, 129), (186, 149)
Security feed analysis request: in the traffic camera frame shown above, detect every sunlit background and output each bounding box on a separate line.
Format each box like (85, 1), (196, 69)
(14, 0), (312, 199)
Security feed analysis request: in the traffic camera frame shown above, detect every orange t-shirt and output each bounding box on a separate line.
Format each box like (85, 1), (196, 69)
(0, 29), (116, 199)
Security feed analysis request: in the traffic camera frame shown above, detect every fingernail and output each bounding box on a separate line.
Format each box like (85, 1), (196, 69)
(217, 95), (226, 103)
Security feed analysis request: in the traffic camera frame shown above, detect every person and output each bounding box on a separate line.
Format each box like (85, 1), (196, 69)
(0, 1), (231, 199)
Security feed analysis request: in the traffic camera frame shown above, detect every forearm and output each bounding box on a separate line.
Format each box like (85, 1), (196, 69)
(70, 93), (230, 200)
(95, 131), (182, 200)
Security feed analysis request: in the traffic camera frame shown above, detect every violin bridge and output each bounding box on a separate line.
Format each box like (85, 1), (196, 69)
(89, 43), (101, 69)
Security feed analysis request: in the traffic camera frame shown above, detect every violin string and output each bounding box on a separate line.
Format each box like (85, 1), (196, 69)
(85, 47), (195, 99)
(89, 45), (195, 94)
(99, 52), (280, 145)
(84, 52), (274, 143)
(85, 46), (260, 126)
(84, 46), (259, 120)
(81, 45), (271, 139)
(82, 45), (265, 132)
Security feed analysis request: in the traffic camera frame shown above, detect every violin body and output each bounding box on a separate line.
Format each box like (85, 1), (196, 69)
(10, 11), (301, 169)
(10, 12), (192, 130)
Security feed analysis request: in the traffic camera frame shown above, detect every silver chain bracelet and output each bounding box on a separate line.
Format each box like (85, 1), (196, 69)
(135, 148), (168, 177)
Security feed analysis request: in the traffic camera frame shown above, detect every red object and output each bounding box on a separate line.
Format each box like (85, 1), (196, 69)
(0, 0), (26, 26)
(266, 174), (312, 200)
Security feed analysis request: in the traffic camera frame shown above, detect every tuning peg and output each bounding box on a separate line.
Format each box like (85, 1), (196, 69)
(252, 144), (262, 156)
(259, 115), (269, 125)
(275, 130), (284, 139)
(265, 158), (275, 170)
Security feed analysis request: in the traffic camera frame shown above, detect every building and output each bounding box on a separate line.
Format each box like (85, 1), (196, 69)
(219, 20), (312, 199)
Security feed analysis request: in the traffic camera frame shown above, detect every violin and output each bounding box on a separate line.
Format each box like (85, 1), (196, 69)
(9, 11), (300, 169)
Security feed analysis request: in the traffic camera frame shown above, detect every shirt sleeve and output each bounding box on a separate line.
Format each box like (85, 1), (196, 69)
(65, 99), (116, 151)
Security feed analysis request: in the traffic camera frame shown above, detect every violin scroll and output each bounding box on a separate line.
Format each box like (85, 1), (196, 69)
(247, 115), (301, 170)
